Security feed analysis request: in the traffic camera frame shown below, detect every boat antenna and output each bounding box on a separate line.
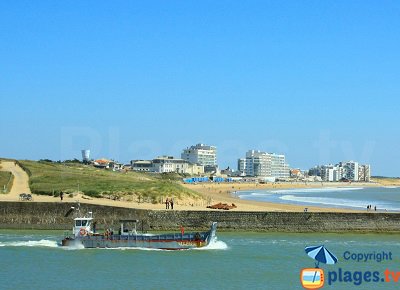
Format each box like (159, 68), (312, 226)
(64, 206), (75, 217)
(74, 201), (81, 217)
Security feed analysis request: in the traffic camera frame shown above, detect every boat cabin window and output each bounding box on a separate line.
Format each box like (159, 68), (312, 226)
(75, 220), (88, 227)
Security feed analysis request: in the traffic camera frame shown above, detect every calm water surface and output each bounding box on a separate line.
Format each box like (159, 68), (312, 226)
(1, 230), (400, 289)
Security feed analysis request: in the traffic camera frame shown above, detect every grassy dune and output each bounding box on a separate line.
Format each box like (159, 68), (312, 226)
(19, 160), (198, 203)
(372, 177), (400, 186)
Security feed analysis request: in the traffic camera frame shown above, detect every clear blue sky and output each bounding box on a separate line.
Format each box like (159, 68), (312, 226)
(1, 1), (399, 176)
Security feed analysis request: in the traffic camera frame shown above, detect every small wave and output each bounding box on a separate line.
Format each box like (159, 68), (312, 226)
(250, 192), (273, 197)
(280, 194), (369, 209)
(279, 195), (400, 211)
(0, 239), (58, 248)
(238, 192), (272, 198)
(270, 187), (364, 194)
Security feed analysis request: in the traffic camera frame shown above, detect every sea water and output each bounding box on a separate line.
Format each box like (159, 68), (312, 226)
(238, 186), (400, 212)
(1, 230), (399, 289)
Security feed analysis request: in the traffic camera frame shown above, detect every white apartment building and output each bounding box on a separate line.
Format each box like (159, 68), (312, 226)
(238, 158), (246, 176)
(131, 156), (204, 175)
(340, 161), (359, 181)
(153, 156), (204, 174)
(181, 144), (217, 166)
(358, 164), (371, 182)
(245, 150), (271, 177)
(270, 153), (289, 178)
(131, 160), (153, 172)
(320, 165), (340, 182)
(317, 161), (370, 182)
(238, 150), (289, 178)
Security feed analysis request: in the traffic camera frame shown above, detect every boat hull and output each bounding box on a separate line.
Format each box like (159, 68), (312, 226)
(62, 235), (208, 250)
(62, 222), (217, 250)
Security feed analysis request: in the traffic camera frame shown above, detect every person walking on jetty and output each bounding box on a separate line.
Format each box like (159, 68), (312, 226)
(165, 198), (169, 209)
(170, 198), (174, 210)
(60, 192), (64, 201)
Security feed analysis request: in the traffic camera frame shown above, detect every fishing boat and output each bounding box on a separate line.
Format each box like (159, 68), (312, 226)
(61, 210), (217, 250)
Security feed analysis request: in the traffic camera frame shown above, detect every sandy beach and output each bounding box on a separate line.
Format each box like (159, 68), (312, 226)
(181, 181), (380, 212)
(0, 160), (385, 212)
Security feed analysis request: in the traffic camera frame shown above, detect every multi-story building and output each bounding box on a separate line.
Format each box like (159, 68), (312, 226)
(131, 160), (153, 172)
(181, 144), (217, 167)
(341, 161), (359, 181)
(310, 161), (371, 182)
(270, 153), (289, 178)
(358, 164), (371, 182)
(238, 150), (289, 178)
(245, 150), (272, 177)
(320, 165), (340, 182)
(238, 158), (246, 176)
(131, 156), (204, 175)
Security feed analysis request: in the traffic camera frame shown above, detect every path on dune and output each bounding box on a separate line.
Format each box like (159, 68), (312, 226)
(0, 161), (31, 200)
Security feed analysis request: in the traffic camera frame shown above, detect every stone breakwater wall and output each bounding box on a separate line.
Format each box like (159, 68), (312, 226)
(1, 202), (400, 232)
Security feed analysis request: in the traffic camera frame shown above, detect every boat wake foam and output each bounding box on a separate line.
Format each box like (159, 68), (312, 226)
(194, 238), (228, 251)
(0, 239), (58, 248)
(62, 242), (85, 250)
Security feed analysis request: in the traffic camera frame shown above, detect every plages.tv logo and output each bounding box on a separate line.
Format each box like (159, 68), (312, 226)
(300, 245), (338, 289)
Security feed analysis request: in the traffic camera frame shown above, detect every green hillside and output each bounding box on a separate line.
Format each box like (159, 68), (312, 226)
(371, 176), (400, 186)
(19, 160), (198, 203)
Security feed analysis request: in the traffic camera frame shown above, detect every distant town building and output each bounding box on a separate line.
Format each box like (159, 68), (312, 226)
(94, 159), (112, 168)
(308, 166), (322, 177)
(181, 144), (217, 167)
(270, 153), (289, 178)
(93, 159), (123, 171)
(204, 165), (219, 174)
(220, 167), (234, 176)
(290, 169), (304, 179)
(152, 156), (204, 175)
(238, 158), (246, 176)
(131, 156), (204, 175)
(320, 164), (341, 182)
(340, 161), (359, 181)
(309, 161), (371, 182)
(237, 150), (290, 179)
(131, 160), (153, 172)
(358, 164), (371, 182)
